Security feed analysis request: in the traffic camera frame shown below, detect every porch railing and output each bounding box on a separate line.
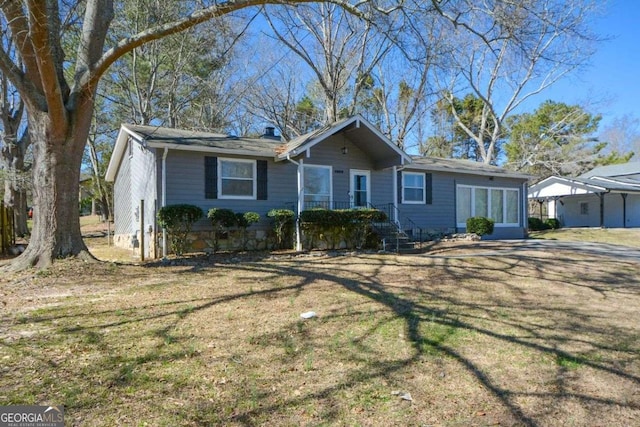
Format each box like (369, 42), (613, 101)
(375, 203), (424, 239)
(284, 200), (424, 252)
(303, 200), (367, 210)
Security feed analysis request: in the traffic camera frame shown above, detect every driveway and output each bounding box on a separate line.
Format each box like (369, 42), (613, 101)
(425, 239), (640, 260)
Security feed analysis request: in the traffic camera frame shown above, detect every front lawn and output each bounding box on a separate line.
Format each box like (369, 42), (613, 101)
(0, 244), (638, 425)
(530, 227), (640, 248)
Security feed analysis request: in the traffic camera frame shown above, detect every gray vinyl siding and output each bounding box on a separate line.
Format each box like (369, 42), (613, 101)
(164, 150), (298, 230)
(130, 143), (158, 235)
(370, 169), (394, 208)
(113, 143), (132, 236)
(303, 134), (394, 207)
(398, 169), (527, 239)
(558, 192), (640, 228)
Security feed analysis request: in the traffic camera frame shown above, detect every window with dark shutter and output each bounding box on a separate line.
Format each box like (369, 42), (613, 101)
(402, 171), (426, 204)
(205, 156), (218, 199)
(257, 160), (268, 200)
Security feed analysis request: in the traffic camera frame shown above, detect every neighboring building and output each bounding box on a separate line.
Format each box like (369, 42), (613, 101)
(105, 115), (530, 258)
(528, 162), (640, 228)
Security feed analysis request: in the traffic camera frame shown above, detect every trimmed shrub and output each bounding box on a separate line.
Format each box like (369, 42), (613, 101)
(207, 208), (237, 251)
(267, 209), (295, 249)
(528, 217), (547, 231)
(207, 208), (237, 228)
(300, 208), (388, 249)
(466, 216), (494, 236)
(237, 211), (261, 229)
(544, 218), (560, 230)
(236, 212), (261, 250)
(157, 204), (203, 255)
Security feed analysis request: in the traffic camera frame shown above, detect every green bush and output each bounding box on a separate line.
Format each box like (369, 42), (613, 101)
(267, 209), (295, 249)
(157, 204), (203, 255)
(300, 208), (388, 249)
(207, 208), (237, 228)
(206, 209), (262, 251)
(207, 208), (237, 251)
(466, 216), (494, 236)
(236, 211), (261, 229)
(528, 217), (547, 231)
(544, 218), (560, 230)
(80, 197), (92, 215)
(236, 212), (261, 250)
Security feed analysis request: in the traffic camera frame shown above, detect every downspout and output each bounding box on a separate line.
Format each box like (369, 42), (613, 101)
(162, 148), (168, 258)
(286, 155), (303, 251)
(392, 166), (398, 224)
(598, 192), (607, 228)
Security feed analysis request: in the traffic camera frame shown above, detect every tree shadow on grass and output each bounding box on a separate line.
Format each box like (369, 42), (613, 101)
(209, 253), (640, 425)
(1, 246), (639, 425)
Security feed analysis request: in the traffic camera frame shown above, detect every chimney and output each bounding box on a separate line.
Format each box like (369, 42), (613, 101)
(264, 126), (275, 137)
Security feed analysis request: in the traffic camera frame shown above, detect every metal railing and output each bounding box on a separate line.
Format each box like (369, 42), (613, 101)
(374, 203), (425, 243)
(303, 200), (372, 210)
(282, 201), (424, 252)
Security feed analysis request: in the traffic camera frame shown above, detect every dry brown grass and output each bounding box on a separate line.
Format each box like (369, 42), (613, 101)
(1, 238), (639, 426)
(530, 227), (640, 248)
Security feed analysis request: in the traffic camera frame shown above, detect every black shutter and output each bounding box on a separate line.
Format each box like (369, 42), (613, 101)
(257, 160), (268, 200)
(397, 170), (402, 204)
(425, 173), (433, 204)
(205, 156), (217, 199)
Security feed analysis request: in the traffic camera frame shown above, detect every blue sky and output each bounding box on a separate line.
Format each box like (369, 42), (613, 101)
(528, 0), (640, 126)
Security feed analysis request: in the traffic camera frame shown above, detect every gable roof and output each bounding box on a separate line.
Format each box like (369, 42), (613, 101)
(579, 162), (640, 178)
(105, 124), (283, 181)
(126, 124), (281, 156)
(528, 161), (640, 199)
(529, 174), (640, 199)
(276, 114), (411, 168)
(106, 118), (524, 182)
(407, 156), (530, 180)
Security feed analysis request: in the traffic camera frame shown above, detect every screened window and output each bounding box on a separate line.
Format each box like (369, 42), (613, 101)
(491, 189), (503, 223)
(218, 158), (256, 199)
(402, 172), (425, 203)
(506, 190), (519, 223)
(475, 188), (488, 217)
(304, 165), (332, 207)
(456, 187), (471, 224)
(457, 185), (520, 227)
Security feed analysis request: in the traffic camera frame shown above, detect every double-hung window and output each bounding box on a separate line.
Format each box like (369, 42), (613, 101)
(304, 165), (332, 208)
(218, 158), (256, 199)
(456, 185), (519, 227)
(402, 172), (425, 204)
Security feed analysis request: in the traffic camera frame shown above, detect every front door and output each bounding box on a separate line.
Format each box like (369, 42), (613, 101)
(350, 169), (371, 208)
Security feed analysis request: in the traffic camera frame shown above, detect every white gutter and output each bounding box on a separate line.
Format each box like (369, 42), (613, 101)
(286, 154), (303, 251)
(162, 148), (168, 258)
(146, 141), (273, 158)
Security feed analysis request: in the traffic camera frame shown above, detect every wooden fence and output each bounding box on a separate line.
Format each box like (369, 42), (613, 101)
(1, 202), (16, 255)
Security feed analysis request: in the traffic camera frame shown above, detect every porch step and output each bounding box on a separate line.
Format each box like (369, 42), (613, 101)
(373, 222), (418, 253)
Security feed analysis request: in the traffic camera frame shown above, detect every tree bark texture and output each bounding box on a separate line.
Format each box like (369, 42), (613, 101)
(10, 110), (93, 270)
(1, 142), (29, 236)
(0, 0), (368, 270)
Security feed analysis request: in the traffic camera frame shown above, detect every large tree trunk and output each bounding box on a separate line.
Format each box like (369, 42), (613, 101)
(1, 144), (29, 237)
(9, 111), (93, 270)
